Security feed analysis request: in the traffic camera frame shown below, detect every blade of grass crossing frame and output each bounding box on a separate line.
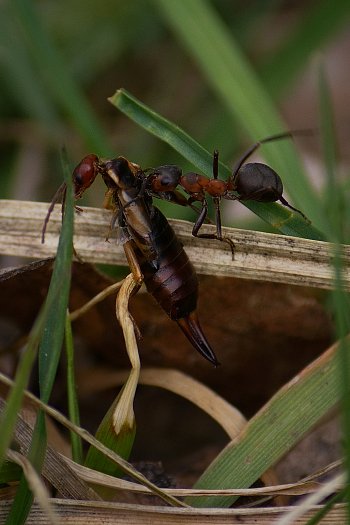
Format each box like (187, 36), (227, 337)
(319, 64), (343, 240)
(65, 314), (83, 464)
(260, 0), (350, 97)
(0, 5), (59, 126)
(38, 150), (74, 400)
(152, 0), (327, 233)
(319, 64), (350, 523)
(9, 0), (112, 155)
(5, 150), (74, 524)
(187, 341), (342, 507)
(0, 310), (46, 470)
(110, 89), (325, 241)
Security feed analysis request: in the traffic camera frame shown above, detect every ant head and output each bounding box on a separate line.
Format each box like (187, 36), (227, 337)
(149, 165), (182, 191)
(73, 154), (99, 199)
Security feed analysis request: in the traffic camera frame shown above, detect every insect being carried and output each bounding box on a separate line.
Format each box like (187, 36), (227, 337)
(42, 154), (219, 366)
(144, 132), (310, 251)
(42, 132), (310, 366)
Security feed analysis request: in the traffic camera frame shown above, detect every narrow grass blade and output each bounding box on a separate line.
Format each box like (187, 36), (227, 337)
(65, 313), (83, 464)
(187, 341), (342, 507)
(38, 151), (74, 401)
(0, 373), (184, 507)
(5, 150), (74, 524)
(9, 0), (111, 155)
(260, 0), (350, 97)
(7, 450), (60, 525)
(304, 490), (346, 525)
(84, 386), (136, 478)
(318, 64), (343, 240)
(110, 89), (325, 241)
(318, 63), (350, 524)
(0, 309), (45, 470)
(0, 460), (22, 484)
(153, 0), (326, 232)
(0, 5), (58, 125)
(276, 475), (345, 525)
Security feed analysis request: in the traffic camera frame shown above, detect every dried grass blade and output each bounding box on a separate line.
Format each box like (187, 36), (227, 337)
(6, 449), (60, 525)
(1, 200), (349, 290)
(0, 374), (185, 507)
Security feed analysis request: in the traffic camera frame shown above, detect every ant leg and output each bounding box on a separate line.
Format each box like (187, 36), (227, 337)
(41, 182), (67, 243)
(230, 130), (312, 188)
(191, 199), (209, 237)
(231, 142), (262, 186)
(233, 183), (310, 224)
(191, 198), (235, 259)
(279, 196), (311, 223)
(102, 189), (119, 241)
(213, 150), (219, 179)
(213, 198), (235, 258)
(165, 189), (190, 207)
(103, 188), (115, 210)
(105, 210), (120, 242)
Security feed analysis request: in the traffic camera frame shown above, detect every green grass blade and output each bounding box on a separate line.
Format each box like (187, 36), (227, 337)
(332, 290), (350, 524)
(318, 64), (350, 523)
(110, 89), (325, 240)
(0, 311), (45, 470)
(84, 387), (136, 478)
(65, 314), (83, 464)
(187, 343), (342, 507)
(153, 0), (326, 233)
(261, 0), (350, 97)
(38, 153), (74, 400)
(5, 411), (47, 525)
(5, 150), (74, 524)
(304, 489), (346, 525)
(0, 461), (22, 484)
(0, 5), (58, 125)
(9, 0), (111, 155)
(319, 64), (343, 240)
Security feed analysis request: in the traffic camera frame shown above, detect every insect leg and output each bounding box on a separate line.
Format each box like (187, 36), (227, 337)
(279, 195), (311, 223)
(123, 241), (144, 284)
(230, 130), (310, 187)
(191, 197), (235, 257)
(41, 182), (67, 243)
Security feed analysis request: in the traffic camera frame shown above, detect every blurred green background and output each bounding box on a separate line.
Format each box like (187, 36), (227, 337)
(1, 0), (350, 229)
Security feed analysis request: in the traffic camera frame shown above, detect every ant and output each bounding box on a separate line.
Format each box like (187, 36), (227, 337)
(144, 131), (310, 253)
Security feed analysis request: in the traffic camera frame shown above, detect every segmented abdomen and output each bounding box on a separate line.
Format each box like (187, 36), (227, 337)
(137, 207), (198, 320)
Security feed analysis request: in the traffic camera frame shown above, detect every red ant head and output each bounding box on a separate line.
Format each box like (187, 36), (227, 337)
(72, 154), (99, 199)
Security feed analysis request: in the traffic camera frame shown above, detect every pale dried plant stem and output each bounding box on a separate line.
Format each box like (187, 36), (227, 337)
(6, 449), (60, 525)
(69, 281), (124, 321)
(112, 274), (141, 434)
(1, 199), (348, 290)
